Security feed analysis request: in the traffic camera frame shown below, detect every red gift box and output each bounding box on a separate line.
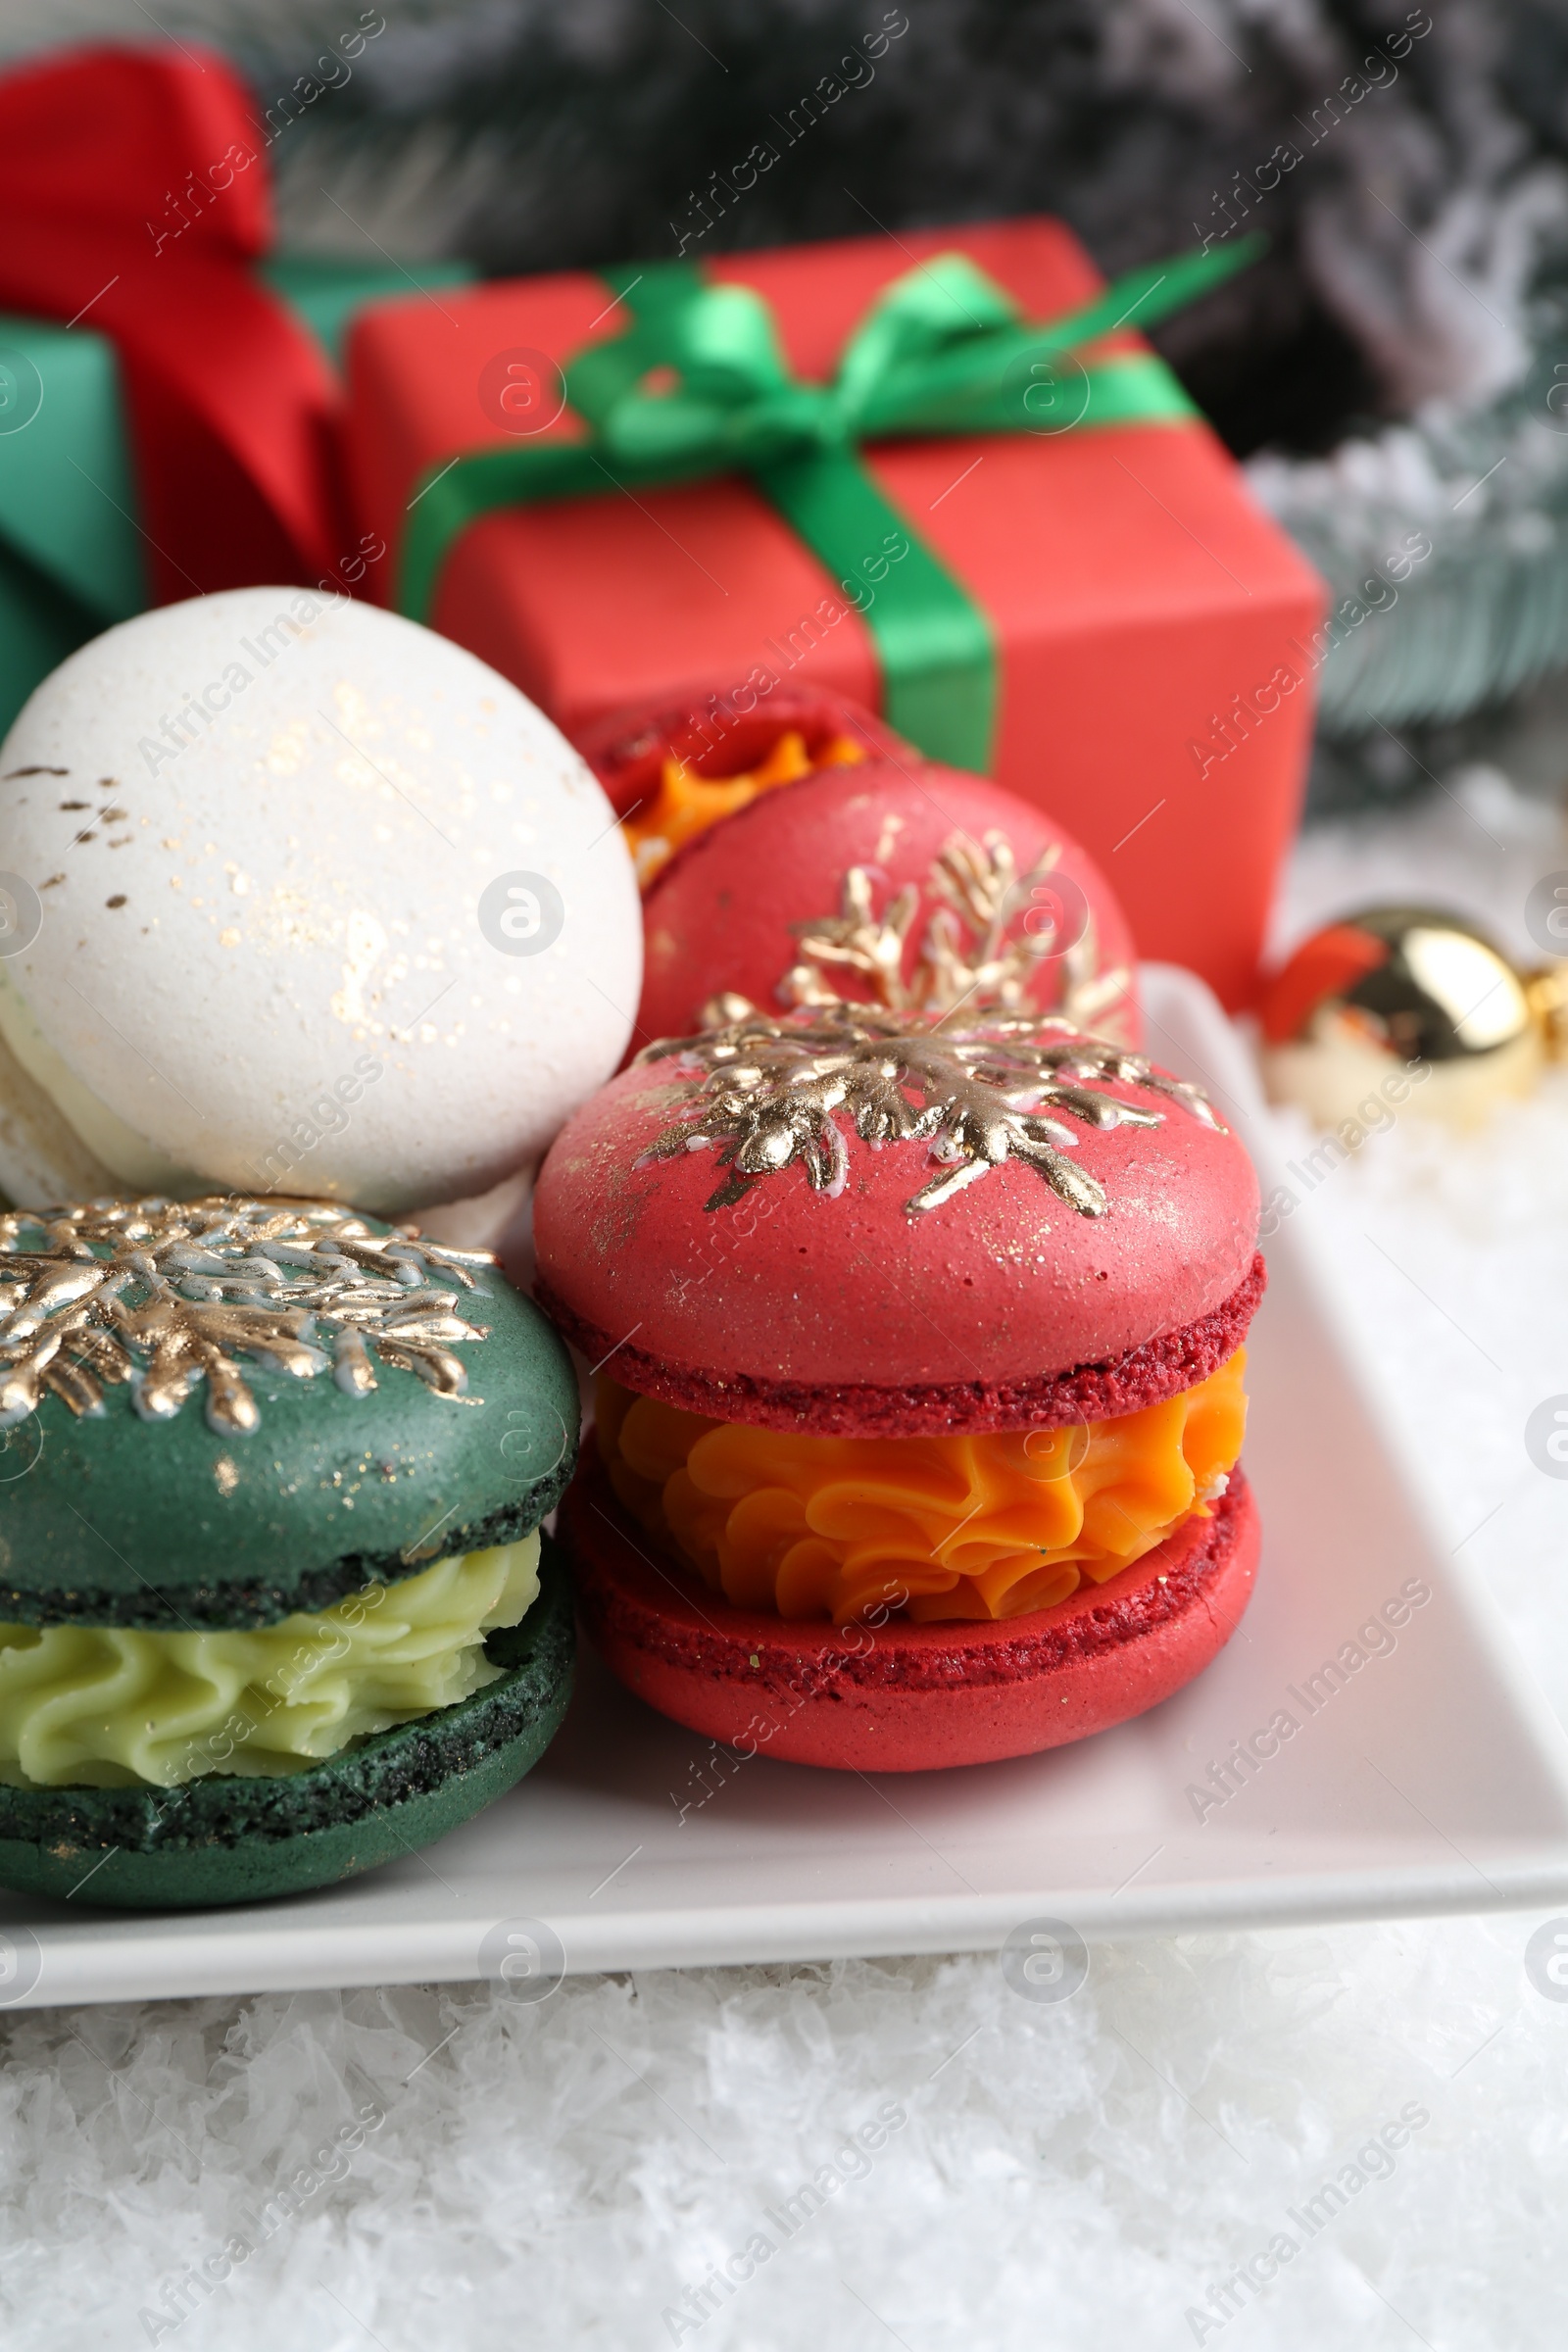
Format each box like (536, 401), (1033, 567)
(345, 219), (1325, 1008)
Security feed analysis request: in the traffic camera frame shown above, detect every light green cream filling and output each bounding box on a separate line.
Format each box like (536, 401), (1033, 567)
(0, 1533), (540, 1788)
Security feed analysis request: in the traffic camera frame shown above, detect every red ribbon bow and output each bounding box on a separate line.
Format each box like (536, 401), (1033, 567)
(0, 42), (340, 599)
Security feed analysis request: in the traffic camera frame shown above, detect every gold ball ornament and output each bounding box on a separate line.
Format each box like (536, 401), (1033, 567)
(1258, 906), (1568, 1129)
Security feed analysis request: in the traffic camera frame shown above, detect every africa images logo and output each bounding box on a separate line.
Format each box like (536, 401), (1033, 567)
(478, 871), (566, 957)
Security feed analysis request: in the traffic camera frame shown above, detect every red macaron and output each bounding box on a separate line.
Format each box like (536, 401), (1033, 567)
(536, 1002), (1264, 1771)
(575, 681), (904, 822)
(575, 686), (1140, 1050)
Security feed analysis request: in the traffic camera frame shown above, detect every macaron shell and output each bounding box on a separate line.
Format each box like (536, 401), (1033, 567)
(564, 1453), (1257, 1770)
(573, 683), (906, 819)
(638, 759), (1140, 1043)
(544, 1252), (1262, 1440)
(0, 1531), (575, 1908)
(0, 592), (641, 1212)
(0, 1254), (580, 1628)
(533, 1050), (1260, 1414)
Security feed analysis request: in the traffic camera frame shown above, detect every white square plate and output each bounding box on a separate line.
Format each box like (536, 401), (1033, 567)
(7, 966), (1568, 2008)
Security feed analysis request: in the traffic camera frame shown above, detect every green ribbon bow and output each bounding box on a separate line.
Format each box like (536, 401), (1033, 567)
(399, 234), (1263, 770)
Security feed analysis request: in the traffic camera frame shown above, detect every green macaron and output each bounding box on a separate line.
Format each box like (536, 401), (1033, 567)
(0, 1193), (580, 1909)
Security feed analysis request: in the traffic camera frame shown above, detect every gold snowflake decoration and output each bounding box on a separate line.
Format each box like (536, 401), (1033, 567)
(0, 1197), (495, 1437)
(748, 831), (1134, 1040)
(637, 1004), (1219, 1219)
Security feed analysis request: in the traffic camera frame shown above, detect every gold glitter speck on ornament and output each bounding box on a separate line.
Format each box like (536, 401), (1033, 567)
(0, 1198), (494, 1438)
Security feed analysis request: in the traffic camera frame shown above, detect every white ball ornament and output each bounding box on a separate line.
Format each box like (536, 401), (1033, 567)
(0, 590), (641, 1217)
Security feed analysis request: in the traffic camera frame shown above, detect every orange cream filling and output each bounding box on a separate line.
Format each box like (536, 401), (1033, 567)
(597, 1351), (1248, 1625)
(621, 729), (866, 888)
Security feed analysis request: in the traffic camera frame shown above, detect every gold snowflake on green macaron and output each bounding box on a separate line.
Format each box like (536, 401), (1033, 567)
(0, 1198), (494, 1436)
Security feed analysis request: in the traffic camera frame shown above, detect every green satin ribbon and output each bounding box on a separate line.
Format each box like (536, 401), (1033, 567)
(398, 234), (1263, 769)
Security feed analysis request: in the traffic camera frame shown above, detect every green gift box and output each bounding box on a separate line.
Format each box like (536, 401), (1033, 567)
(0, 255), (474, 739)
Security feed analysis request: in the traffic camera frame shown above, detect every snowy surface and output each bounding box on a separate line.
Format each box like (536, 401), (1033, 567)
(6, 781), (1568, 2350)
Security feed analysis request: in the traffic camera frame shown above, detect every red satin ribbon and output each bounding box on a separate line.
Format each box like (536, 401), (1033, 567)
(0, 42), (341, 600)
